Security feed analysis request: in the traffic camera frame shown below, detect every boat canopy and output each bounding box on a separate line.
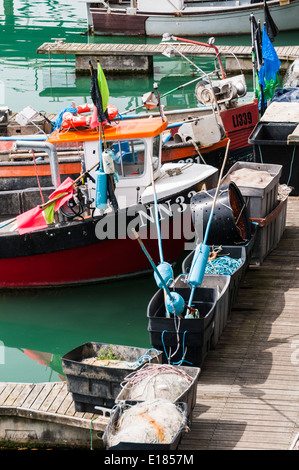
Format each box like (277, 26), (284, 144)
(47, 117), (168, 145)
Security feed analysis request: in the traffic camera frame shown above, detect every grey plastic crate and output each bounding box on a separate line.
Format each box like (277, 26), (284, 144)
(115, 363), (200, 421)
(221, 161), (282, 219)
(250, 196), (288, 266)
(103, 401), (188, 450)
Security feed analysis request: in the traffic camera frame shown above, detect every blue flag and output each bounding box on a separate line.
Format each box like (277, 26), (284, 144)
(259, 25), (281, 101)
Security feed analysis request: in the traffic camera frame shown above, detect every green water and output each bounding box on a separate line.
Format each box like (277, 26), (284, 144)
(0, 1), (299, 383)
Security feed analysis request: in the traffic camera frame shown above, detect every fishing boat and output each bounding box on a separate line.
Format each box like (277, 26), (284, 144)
(0, 115), (219, 288)
(81, 0), (299, 37)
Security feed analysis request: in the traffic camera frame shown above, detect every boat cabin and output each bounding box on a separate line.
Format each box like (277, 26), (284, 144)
(47, 117), (168, 211)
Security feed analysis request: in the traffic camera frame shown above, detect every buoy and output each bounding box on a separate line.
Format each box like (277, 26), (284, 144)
(154, 262), (174, 289)
(102, 149), (115, 175)
(95, 169), (108, 210)
(165, 292), (185, 317)
(187, 243), (210, 288)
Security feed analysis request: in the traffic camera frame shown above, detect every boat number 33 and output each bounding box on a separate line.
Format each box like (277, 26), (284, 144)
(232, 111), (252, 128)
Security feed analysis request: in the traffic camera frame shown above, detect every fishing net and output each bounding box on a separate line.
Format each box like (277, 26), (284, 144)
(222, 168), (273, 189)
(120, 364), (193, 401)
(106, 399), (187, 447)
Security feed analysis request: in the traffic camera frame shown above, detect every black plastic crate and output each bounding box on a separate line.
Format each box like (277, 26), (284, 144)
(147, 287), (217, 367)
(61, 342), (162, 413)
(171, 274), (230, 349)
(249, 121), (299, 195)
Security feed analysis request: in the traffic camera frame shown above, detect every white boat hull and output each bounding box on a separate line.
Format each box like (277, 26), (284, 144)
(88, 0), (299, 36)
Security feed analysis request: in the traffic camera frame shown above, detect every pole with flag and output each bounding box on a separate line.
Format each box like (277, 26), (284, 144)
(89, 59), (118, 212)
(258, 23), (281, 107)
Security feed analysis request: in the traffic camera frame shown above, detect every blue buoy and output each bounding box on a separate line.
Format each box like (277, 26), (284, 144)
(165, 292), (185, 317)
(95, 169), (108, 210)
(154, 262), (174, 289)
(188, 243), (210, 288)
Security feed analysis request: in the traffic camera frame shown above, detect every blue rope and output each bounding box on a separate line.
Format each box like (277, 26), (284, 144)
(130, 348), (160, 368)
(205, 256), (242, 275)
(161, 330), (193, 366)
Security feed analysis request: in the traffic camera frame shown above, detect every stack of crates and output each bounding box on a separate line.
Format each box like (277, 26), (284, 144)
(221, 161), (287, 265)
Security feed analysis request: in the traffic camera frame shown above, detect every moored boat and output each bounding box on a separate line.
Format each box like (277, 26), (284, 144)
(81, 0), (299, 37)
(0, 115), (219, 288)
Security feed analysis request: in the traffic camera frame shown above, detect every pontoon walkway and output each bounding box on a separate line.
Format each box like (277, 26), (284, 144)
(1, 197), (299, 449)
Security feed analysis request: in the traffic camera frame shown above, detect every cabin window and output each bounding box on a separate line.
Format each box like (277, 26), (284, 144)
(109, 139), (146, 178)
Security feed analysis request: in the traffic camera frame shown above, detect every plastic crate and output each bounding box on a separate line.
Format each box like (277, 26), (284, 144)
(103, 401), (188, 450)
(182, 245), (247, 314)
(115, 363), (200, 420)
(221, 161), (282, 219)
(147, 286), (218, 367)
(250, 196), (288, 266)
(248, 121), (299, 195)
(172, 274), (230, 349)
(61, 342), (162, 413)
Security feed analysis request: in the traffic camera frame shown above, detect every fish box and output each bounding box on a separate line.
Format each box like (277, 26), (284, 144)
(172, 274), (231, 349)
(221, 161), (283, 219)
(248, 121), (299, 195)
(182, 244), (247, 315)
(115, 363), (200, 420)
(250, 196), (288, 266)
(61, 342), (162, 413)
(147, 286), (218, 367)
(102, 400), (188, 450)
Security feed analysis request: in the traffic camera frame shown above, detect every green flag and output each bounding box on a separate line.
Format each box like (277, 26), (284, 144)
(97, 61), (109, 112)
(43, 201), (56, 224)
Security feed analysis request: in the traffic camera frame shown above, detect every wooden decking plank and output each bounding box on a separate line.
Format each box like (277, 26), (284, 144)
(0, 383), (17, 404)
(1, 383), (27, 407)
(37, 382), (65, 412)
(46, 383), (69, 414)
(23, 383), (53, 410)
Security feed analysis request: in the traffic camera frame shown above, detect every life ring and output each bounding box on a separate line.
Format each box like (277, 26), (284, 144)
(60, 112), (92, 129)
(61, 103), (119, 129)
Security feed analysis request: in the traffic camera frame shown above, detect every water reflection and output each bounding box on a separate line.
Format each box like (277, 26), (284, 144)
(0, 276), (158, 382)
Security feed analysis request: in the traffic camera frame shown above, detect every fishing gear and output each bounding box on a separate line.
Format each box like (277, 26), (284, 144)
(186, 139), (231, 314)
(131, 228), (185, 317)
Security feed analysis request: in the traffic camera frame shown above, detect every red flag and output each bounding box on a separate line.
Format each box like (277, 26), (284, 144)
(90, 105), (99, 129)
(16, 205), (47, 235)
(49, 177), (74, 211)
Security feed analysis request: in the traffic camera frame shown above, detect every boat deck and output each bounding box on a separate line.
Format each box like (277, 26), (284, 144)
(0, 197), (299, 450)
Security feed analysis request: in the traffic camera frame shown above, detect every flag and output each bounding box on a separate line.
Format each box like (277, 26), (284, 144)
(16, 178), (75, 235)
(250, 15), (263, 99)
(90, 61), (108, 125)
(258, 24), (281, 101)
(264, 0), (279, 43)
(48, 177), (74, 211)
(16, 205), (48, 235)
(97, 60), (109, 112)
